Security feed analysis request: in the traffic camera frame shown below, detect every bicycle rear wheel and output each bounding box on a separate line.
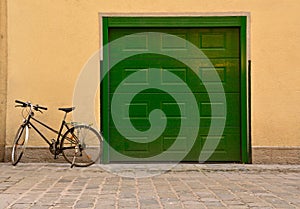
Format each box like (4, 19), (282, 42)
(12, 124), (28, 166)
(61, 125), (103, 167)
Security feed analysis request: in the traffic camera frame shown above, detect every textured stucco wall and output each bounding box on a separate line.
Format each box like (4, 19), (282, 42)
(5, 0), (300, 151)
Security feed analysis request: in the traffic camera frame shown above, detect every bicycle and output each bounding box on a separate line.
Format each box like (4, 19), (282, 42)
(12, 100), (103, 167)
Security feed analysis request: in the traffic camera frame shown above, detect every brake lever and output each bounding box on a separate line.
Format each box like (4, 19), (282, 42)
(33, 106), (42, 114)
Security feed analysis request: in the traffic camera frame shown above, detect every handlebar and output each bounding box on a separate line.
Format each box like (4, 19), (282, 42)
(15, 100), (48, 111)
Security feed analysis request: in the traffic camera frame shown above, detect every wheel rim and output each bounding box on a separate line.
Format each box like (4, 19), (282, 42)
(12, 126), (26, 164)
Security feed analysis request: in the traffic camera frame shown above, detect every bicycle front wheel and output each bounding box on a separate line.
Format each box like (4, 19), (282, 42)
(12, 124), (28, 166)
(61, 125), (103, 167)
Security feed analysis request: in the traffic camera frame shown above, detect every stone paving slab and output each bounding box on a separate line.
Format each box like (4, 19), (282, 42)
(0, 163), (299, 209)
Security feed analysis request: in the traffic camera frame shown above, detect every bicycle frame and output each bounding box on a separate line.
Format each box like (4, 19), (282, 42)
(24, 112), (71, 147)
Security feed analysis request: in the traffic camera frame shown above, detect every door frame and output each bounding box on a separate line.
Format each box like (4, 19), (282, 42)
(101, 16), (250, 163)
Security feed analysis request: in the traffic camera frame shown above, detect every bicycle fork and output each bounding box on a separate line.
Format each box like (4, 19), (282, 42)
(22, 124), (30, 152)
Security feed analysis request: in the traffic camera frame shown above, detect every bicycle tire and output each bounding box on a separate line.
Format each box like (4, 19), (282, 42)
(11, 124), (28, 166)
(61, 125), (103, 167)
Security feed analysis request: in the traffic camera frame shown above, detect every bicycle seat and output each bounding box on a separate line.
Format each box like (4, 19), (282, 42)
(58, 107), (75, 113)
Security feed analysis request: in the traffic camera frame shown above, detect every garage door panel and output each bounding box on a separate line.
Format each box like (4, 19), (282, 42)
(109, 127), (191, 160)
(192, 58), (240, 93)
(109, 28), (196, 59)
(109, 28), (239, 59)
(109, 127), (240, 162)
(185, 127), (240, 161)
(109, 127), (159, 158)
(197, 93), (240, 127)
(162, 136), (189, 152)
(109, 93), (192, 128)
(196, 28), (240, 58)
(201, 134), (241, 161)
(109, 58), (239, 93)
(109, 92), (239, 129)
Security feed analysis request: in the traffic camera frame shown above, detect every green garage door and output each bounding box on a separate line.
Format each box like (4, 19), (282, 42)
(105, 26), (242, 162)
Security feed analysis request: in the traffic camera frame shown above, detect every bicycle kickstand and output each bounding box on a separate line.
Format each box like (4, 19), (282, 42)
(70, 146), (79, 168)
(71, 155), (76, 168)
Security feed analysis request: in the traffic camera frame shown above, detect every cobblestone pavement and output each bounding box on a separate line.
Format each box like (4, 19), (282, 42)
(0, 163), (299, 209)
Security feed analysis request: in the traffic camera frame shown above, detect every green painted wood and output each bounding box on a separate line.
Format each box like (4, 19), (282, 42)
(101, 18), (110, 164)
(240, 16), (250, 163)
(107, 17), (243, 27)
(101, 16), (248, 163)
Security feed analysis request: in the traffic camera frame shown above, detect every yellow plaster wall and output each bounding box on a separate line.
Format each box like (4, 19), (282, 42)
(0, 0), (8, 160)
(6, 0), (300, 147)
